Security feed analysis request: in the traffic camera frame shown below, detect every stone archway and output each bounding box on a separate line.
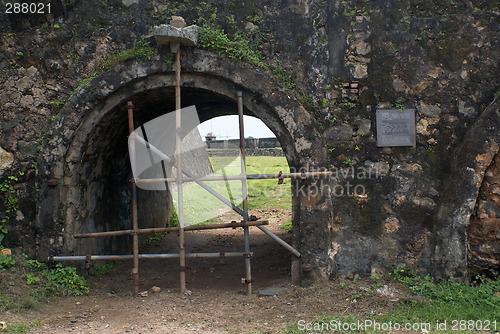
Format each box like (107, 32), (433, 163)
(36, 49), (328, 283)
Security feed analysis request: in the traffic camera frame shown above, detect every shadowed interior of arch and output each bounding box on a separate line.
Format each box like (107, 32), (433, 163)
(72, 86), (295, 290)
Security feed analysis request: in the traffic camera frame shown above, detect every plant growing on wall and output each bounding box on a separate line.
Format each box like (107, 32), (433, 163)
(0, 173), (23, 247)
(198, 22), (269, 70)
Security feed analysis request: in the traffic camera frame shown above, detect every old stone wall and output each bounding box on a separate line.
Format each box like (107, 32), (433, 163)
(468, 152), (500, 279)
(0, 0), (498, 281)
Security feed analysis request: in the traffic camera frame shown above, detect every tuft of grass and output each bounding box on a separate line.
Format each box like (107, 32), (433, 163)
(279, 219), (292, 231)
(100, 39), (155, 71)
(69, 71), (98, 97)
(198, 24), (268, 70)
(272, 62), (296, 91)
(281, 268), (500, 334)
(3, 321), (41, 333)
(383, 268), (500, 329)
(89, 262), (114, 276)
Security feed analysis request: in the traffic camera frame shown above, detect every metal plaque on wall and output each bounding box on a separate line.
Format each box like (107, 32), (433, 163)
(376, 109), (416, 147)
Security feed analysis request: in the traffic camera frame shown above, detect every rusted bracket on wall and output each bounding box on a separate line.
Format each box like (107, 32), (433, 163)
(48, 250), (56, 269)
(278, 170), (284, 184)
(85, 255), (92, 271)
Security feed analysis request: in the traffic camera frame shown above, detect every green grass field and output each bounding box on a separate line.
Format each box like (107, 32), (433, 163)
(177, 155), (291, 225)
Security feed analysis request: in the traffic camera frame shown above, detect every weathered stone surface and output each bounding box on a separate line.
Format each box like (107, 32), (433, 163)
(478, 243), (499, 255)
(16, 210), (24, 221)
(477, 200), (500, 219)
(357, 119), (371, 136)
(325, 125), (353, 142)
(351, 40), (371, 55)
(416, 119), (429, 136)
(154, 24), (199, 46)
(384, 217), (400, 233)
(460, 70), (468, 80)
(170, 16), (186, 28)
(392, 77), (407, 93)
(459, 100), (477, 117)
(0, 146), (14, 177)
(413, 197), (436, 209)
(352, 64), (368, 79)
(245, 22), (259, 31)
(410, 18), (438, 31)
(19, 95), (34, 108)
(417, 101), (441, 117)
(17, 141), (39, 158)
(363, 161), (390, 177)
(122, 0), (139, 7)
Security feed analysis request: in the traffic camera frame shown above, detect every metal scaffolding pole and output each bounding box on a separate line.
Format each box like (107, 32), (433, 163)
(127, 101), (140, 295)
(50, 252), (252, 262)
(73, 220), (269, 239)
(174, 45), (187, 294)
(137, 171), (334, 184)
(237, 91), (252, 295)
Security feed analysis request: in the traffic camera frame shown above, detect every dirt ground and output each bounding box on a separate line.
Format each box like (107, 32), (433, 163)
(1, 209), (413, 333)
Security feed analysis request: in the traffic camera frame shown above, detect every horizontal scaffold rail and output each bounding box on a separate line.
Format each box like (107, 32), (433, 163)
(136, 171), (334, 185)
(74, 220), (268, 239)
(50, 252), (251, 262)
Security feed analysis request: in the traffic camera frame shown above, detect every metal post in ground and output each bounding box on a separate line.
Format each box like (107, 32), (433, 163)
(127, 101), (140, 295)
(173, 42), (187, 295)
(237, 91), (252, 295)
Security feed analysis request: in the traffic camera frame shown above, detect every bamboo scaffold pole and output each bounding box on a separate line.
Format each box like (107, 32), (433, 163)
(174, 45), (187, 294)
(73, 220), (269, 239)
(136, 171), (334, 184)
(50, 252), (252, 262)
(237, 91), (252, 295)
(127, 101), (140, 295)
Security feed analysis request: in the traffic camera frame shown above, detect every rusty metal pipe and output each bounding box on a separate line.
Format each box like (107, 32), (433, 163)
(237, 91), (252, 295)
(50, 252), (252, 262)
(257, 225), (301, 258)
(127, 101), (140, 295)
(137, 171), (334, 184)
(73, 220), (268, 239)
(173, 46), (187, 294)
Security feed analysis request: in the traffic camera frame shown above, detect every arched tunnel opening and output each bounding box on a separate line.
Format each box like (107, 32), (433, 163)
(71, 85), (296, 290)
